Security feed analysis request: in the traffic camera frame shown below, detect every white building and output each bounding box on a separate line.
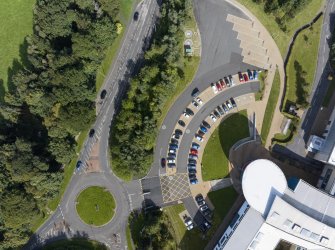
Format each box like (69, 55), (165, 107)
(214, 159), (335, 250)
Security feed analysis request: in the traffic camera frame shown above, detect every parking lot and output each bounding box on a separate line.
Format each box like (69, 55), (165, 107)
(160, 174), (192, 203)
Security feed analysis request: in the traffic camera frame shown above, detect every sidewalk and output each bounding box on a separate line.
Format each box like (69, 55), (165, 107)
(226, 0), (286, 148)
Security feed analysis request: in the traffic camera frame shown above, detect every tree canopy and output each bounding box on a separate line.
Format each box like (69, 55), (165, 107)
(0, 0), (120, 248)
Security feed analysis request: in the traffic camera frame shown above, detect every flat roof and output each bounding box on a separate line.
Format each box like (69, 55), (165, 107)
(222, 207), (264, 250)
(242, 159), (287, 216)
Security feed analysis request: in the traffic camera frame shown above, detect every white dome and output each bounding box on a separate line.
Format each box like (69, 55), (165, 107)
(242, 159), (287, 217)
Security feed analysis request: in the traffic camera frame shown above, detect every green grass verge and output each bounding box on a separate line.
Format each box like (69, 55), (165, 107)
(322, 76), (335, 107)
(260, 70), (281, 143)
(0, 0), (35, 92)
(285, 17), (323, 107)
(236, 0), (324, 55)
(76, 186), (115, 226)
(126, 223), (134, 250)
(255, 71), (267, 101)
(164, 187), (238, 250)
(202, 110), (249, 181)
(42, 238), (107, 250)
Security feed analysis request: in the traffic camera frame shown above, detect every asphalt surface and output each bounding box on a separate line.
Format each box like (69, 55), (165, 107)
(287, 0), (335, 157)
(147, 0), (257, 178)
(25, 0), (159, 249)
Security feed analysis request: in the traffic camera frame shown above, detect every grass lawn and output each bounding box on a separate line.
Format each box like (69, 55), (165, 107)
(285, 17), (323, 107)
(42, 238), (107, 250)
(202, 110), (249, 181)
(260, 70), (280, 143)
(236, 0), (324, 55)
(0, 0), (35, 92)
(126, 223), (134, 250)
(164, 187), (238, 250)
(76, 186), (115, 226)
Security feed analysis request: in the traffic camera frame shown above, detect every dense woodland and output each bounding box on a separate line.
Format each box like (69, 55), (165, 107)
(111, 0), (193, 178)
(252, 0), (313, 31)
(0, 0), (119, 248)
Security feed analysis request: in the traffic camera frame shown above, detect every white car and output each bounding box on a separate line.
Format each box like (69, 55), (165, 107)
(183, 112), (190, 119)
(184, 218), (194, 230)
(211, 83), (218, 94)
(226, 101), (233, 110)
(210, 114), (217, 122)
(195, 135), (203, 142)
(195, 97), (203, 105)
(167, 159), (175, 164)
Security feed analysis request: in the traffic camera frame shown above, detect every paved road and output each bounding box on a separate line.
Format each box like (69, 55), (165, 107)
(287, 0), (335, 156)
(147, 0), (257, 178)
(25, 0), (159, 249)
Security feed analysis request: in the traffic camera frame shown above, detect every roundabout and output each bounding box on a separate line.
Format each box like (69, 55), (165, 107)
(76, 186), (116, 226)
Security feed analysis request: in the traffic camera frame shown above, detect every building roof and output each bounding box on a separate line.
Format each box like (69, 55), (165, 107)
(283, 179), (335, 229)
(222, 207), (264, 250)
(242, 159), (287, 216)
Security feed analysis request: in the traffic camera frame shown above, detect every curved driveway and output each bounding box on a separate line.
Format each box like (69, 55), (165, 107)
(148, 0), (258, 177)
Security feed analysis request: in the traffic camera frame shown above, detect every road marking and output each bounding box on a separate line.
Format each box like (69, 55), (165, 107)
(162, 125), (166, 130)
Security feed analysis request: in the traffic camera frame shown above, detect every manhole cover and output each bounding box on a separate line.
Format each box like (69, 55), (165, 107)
(162, 125), (166, 129)
(185, 30), (192, 38)
(186, 129), (190, 134)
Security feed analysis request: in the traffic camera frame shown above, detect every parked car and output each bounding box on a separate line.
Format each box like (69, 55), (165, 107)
(211, 83), (218, 94)
(184, 218), (194, 230)
(200, 126), (207, 133)
(189, 154), (198, 160)
(213, 110), (220, 118)
(202, 120), (211, 129)
(195, 135), (203, 142)
(195, 97), (203, 105)
(238, 72), (244, 82)
(216, 81), (222, 91)
(190, 148), (198, 155)
(168, 153), (176, 158)
(199, 223), (207, 233)
(226, 100), (233, 110)
(171, 138), (178, 145)
(175, 129), (183, 136)
(224, 77), (230, 87)
(203, 209), (212, 217)
(183, 111), (190, 119)
(192, 88), (200, 98)
(178, 120), (186, 127)
(204, 220), (212, 229)
(192, 100), (200, 109)
(210, 113), (217, 122)
(228, 75), (234, 85)
(188, 159), (197, 165)
(198, 130), (205, 137)
(189, 173), (197, 179)
(188, 164), (197, 169)
(253, 70), (258, 80)
(167, 158), (175, 164)
(169, 148), (176, 153)
(185, 108), (194, 116)
(243, 73), (249, 82)
(161, 158), (166, 168)
(169, 144), (178, 149)
(200, 204), (209, 212)
(247, 69), (253, 80)
(195, 194), (205, 206)
(168, 163), (176, 168)
(188, 168), (197, 174)
(192, 142), (200, 149)
(190, 178), (198, 185)
(222, 103), (229, 112)
(217, 106), (225, 115)
(219, 79), (226, 89)
(172, 133), (180, 140)
(230, 97), (237, 107)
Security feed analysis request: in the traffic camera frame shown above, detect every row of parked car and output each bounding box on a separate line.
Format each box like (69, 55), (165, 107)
(211, 70), (258, 94)
(187, 142), (201, 184)
(161, 129), (184, 168)
(195, 194), (212, 232)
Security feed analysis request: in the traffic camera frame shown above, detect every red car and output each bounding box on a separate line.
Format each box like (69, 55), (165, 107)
(238, 72), (244, 82)
(219, 79), (226, 89)
(243, 73), (249, 82)
(190, 149), (198, 155)
(216, 82), (222, 91)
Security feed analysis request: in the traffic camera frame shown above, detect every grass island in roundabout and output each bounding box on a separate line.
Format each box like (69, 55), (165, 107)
(76, 186), (116, 226)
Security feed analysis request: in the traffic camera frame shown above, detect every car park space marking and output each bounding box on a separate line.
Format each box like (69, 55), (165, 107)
(160, 174), (191, 203)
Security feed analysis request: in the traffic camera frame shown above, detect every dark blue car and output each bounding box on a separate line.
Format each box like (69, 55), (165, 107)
(200, 126), (208, 133)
